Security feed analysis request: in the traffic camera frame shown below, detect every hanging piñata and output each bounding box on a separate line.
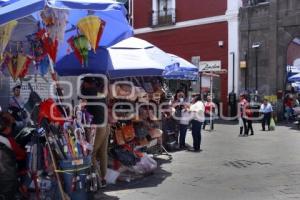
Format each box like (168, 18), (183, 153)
(6, 53), (31, 81)
(68, 35), (89, 67)
(36, 29), (58, 63)
(0, 21), (18, 64)
(40, 7), (69, 41)
(77, 16), (105, 53)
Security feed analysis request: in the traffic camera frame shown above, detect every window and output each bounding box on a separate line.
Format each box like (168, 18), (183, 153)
(152, 0), (176, 27)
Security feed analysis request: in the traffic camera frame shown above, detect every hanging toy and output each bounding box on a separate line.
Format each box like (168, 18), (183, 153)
(40, 7), (69, 41)
(39, 56), (50, 76)
(77, 16), (105, 53)
(36, 29), (58, 63)
(68, 35), (89, 67)
(6, 53), (31, 81)
(0, 21), (18, 64)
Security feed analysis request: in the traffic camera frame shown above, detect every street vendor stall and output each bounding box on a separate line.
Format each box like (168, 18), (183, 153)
(55, 36), (176, 184)
(0, 1), (133, 199)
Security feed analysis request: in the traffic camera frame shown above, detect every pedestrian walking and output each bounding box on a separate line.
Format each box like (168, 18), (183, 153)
(259, 99), (273, 131)
(190, 95), (205, 152)
(239, 94), (248, 136)
(203, 96), (216, 131)
(245, 104), (254, 135)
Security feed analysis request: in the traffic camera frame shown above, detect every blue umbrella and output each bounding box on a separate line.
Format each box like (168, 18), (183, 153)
(55, 37), (177, 78)
(0, 0), (133, 64)
(163, 53), (199, 80)
(288, 73), (300, 82)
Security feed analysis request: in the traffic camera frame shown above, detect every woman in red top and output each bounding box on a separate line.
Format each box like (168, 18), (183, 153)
(239, 94), (249, 136)
(203, 96), (216, 131)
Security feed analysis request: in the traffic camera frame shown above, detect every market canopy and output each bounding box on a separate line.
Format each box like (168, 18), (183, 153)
(163, 53), (198, 80)
(55, 37), (177, 78)
(288, 73), (300, 82)
(0, 0), (133, 72)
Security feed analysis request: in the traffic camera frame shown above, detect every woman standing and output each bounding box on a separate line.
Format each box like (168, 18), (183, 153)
(239, 94), (248, 136)
(190, 95), (205, 152)
(203, 96), (216, 131)
(172, 89), (187, 147)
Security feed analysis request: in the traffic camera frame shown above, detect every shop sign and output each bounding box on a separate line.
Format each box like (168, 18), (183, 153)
(199, 60), (221, 72)
(240, 61), (247, 69)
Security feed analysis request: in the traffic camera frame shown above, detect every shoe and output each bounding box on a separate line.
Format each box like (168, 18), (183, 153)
(250, 133), (254, 135)
(187, 148), (201, 152)
(100, 179), (107, 188)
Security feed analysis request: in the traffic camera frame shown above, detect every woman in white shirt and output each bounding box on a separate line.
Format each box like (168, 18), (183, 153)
(190, 95), (205, 152)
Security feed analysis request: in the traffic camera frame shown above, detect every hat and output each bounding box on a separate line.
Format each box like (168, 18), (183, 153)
(13, 83), (21, 90)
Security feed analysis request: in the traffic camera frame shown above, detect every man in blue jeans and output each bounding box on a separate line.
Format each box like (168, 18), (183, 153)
(259, 99), (273, 131)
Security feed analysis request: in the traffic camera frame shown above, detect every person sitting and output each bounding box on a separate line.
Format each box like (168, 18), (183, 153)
(0, 112), (27, 199)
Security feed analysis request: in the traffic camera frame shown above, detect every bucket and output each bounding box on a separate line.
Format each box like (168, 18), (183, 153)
(59, 156), (91, 200)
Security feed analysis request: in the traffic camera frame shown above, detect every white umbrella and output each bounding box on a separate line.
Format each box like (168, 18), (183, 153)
(108, 37), (176, 78)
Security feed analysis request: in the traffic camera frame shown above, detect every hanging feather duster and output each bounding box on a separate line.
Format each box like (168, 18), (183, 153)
(40, 7), (69, 41)
(77, 16), (105, 53)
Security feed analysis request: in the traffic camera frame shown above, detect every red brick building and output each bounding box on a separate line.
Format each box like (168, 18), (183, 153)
(128, 0), (242, 115)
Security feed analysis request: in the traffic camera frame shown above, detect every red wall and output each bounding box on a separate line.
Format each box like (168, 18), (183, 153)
(133, 0), (152, 29)
(176, 0), (227, 22)
(133, 0), (227, 29)
(136, 22), (229, 113)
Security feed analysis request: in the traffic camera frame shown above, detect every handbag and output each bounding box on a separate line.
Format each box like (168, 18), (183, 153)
(110, 147), (139, 166)
(134, 126), (149, 139)
(115, 128), (125, 145)
(149, 128), (162, 139)
(121, 124), (135, 142)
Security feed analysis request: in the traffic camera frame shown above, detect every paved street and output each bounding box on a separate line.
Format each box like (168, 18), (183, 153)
(96, 122), (300, 200)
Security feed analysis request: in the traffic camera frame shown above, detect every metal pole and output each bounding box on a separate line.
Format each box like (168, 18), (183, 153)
(210, 74), (213, 131)
(245, 53), (248, 91)
(199, 72), (202, 97)
(232, 52), (235, 93)
(255, 48), (258, 91)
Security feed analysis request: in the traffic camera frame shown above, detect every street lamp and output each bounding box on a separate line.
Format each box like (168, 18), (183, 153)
(252, 42), (261, 97)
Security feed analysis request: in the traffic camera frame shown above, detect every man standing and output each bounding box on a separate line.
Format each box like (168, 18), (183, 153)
(80, 77), (109, 188)
(259, 99), (273, 131)
(9, 83), (25, 109)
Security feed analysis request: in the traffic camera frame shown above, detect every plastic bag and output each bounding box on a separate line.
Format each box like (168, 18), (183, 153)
(133, 154), (157, 174)
(270, 118), (275, 130)
(105, 168), (120, 184)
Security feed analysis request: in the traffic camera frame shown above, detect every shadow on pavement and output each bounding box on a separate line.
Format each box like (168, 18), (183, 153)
(94, 193), (120, 200)
(276, 122), (300, 131)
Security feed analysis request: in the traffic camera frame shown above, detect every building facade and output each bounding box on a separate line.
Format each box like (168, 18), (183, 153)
(130, 0), (242, 114)
(239, 0), (300, 97)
